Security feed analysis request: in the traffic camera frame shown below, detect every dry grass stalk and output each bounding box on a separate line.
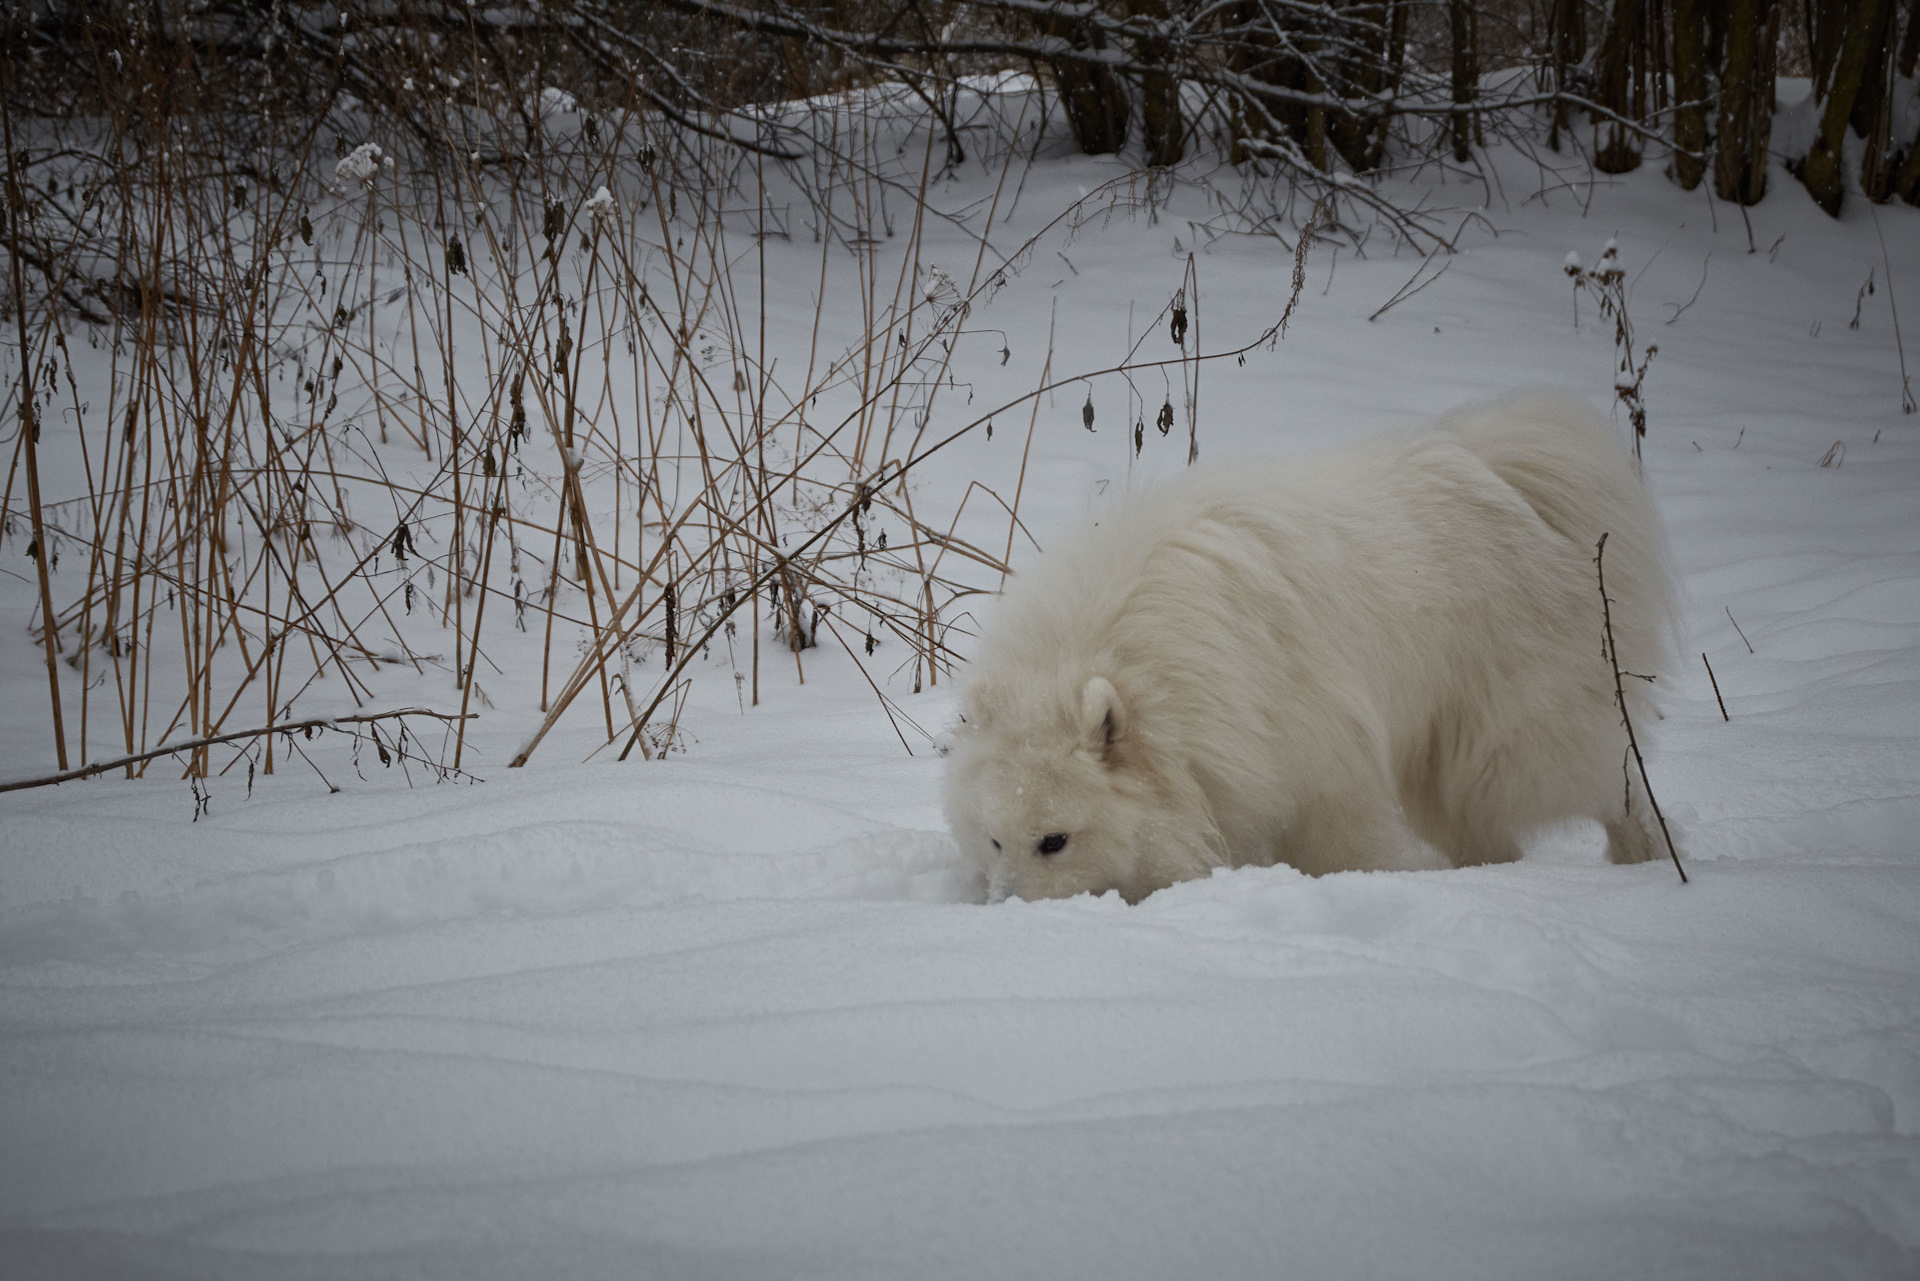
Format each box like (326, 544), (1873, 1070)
(5, 52), (1345, 785)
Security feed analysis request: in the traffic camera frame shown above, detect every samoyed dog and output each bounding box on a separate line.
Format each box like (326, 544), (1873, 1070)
(944, 393), (1676, 903)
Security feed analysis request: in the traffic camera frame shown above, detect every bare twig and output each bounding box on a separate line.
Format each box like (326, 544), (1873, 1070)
(1369, 245), (1452, 322)
(1868, 205), (1916, 414)
(1664, 253), (1711, 325)
(1726, 606), (1754, 653)
(0, 708), (476, 794)
(1702, 652), (1728, 721)
(1596, 533), (1686, 884)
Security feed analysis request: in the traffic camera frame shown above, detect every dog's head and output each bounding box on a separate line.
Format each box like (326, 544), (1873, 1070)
(945, 675), (1211, 903)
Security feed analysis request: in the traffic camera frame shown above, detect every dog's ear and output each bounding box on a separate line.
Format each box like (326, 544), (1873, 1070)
(1077, 676), (1126, 764)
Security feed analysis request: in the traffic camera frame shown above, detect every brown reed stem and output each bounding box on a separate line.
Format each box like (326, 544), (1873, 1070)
(2, 89), (70, 770)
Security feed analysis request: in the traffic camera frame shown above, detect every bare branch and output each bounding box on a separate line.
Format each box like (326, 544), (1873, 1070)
(0, 710), (477, 794)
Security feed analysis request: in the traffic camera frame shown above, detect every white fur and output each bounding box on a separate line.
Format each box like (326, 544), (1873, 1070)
(944, 393), (1677, 903)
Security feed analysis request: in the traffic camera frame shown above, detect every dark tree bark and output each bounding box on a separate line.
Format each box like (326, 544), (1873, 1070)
(1224, 2), (1278, 163)
(1806, 0), (1849, 94)
(1305, 75), (1330, 171)
(1897, 136), (1920, 205)
(1222, 0), (1314, 165)
(1594, 0), (1646, 173)
(1892, 0), (1920, 203)
(1671, 0), (1709, 189)
(1043, 9), (1131, 155)
(1128, 0), (1183, 167)
(1548, 0), (1587, 151)
(1373, 0), (1410, 165)
(1849, 0), (1899, 139)
(1325, 2), (1395, 171)
(1801, 0), (1892, 215)
(1448, 0), (1477, 161)
(1859, 18), (1899, 202)
(1715, 0), (1778, 206)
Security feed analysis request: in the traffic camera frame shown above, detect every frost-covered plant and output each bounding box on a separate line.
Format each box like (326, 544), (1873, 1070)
(1565, 241), (1656, 459)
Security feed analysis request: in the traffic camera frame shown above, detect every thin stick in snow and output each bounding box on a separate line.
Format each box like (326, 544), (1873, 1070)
(1725, 606), (1754, 653)
(1596, 533), (1687, 884)
(1868, 205), (1916, 415)
(1664, 253), (1711, 324)
(1702, 652), (1728, 721)
(1369, 244), (1453, 322)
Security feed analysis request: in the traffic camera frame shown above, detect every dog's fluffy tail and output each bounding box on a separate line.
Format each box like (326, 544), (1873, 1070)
(1439, 391), (1678, 685)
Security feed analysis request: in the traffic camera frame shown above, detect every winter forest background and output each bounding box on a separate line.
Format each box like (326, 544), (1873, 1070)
(1, 2), (1918, 1277)
(0, 0), (1914, 780)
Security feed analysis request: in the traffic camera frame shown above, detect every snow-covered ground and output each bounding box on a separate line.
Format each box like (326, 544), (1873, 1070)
(4, 94), (1919, 1277)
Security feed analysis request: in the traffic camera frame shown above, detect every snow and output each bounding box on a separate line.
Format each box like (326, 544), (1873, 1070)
(332, 143), (384, 188)
(4, 89), (1920, 1277)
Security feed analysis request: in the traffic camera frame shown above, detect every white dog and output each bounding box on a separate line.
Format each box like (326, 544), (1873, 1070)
(945, 393), (1676, 903)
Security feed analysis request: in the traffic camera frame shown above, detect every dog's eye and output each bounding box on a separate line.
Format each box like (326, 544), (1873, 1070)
(991, 839), (1001, 852)
(1037, 833), (1068, 855)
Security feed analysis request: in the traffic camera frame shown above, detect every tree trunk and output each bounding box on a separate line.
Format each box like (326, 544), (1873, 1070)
(1860, 28), (1898, 201)
(1129, 0), (1184, 167)
(1806, 0), (1849, 95)
(1224, 1), (1310, 164)
(1328, 1), (1394, 172)
(1594, 0), (1645, 173)
(1801, 0), (1892, 215)
(1373, 0), (1410, 165)
(1306, 83), (1329, 171)
(1715, 0), (1778, 206)
(1044, 9), (1131, 156)
(1548, 0), (1587, 151)
(1448, 0), (1476, 162)
(1896, 131), (1920, 205)
(1752, 3), (1781, 186)
(1898, 0), (1920, 206)
(1850, 0), (1899, 139)
(1137, 69), (1182, 167)
(1866, 0), (1912, 205)
(1671, 0), (1709, 189)
(1471, 1), (1485, 147)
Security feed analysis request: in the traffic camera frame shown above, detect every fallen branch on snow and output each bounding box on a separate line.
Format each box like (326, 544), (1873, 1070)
(0, 708), (477, 795)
